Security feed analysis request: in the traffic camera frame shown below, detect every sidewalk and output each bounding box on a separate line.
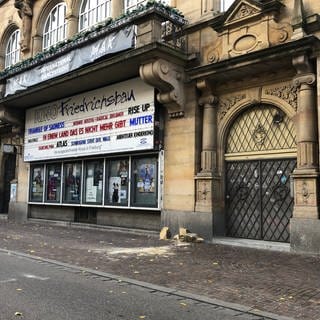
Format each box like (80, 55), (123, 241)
(0, 219), (319, 320)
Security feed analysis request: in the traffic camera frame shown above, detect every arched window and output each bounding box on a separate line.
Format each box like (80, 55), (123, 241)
(79, 0), (111, 31)
(43, 3), (67, 50)
(5, 29), (21, 68)
(124, 0), (169, 12)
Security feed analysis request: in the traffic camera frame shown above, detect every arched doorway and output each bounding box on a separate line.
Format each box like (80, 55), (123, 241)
(225, 104), (296, 242)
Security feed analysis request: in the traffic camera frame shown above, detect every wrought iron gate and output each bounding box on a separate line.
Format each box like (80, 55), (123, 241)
(224, 104), (297, 243)
(226, 159), (296, 242)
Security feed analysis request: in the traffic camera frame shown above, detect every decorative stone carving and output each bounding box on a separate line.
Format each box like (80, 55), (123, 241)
(264, 84), (298, 111)
(293, 73), (316, 87)
(14, 0), (33, 52)
(218, 94), (246, 120)
(229, 3), (259, 23)
(269, 23), (291, 45)
(301, 181), (310, 204)
(139, 59), (186, 118)
(197, 180), (210, 202)
(206, 38), (222, 64)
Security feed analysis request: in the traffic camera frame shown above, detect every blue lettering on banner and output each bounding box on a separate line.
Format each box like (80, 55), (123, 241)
(129, 115), (153, 126)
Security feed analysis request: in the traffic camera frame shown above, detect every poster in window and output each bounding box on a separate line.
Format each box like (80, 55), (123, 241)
(108, 177), (121, 204)
(46, 164), (61, 202)
(30, 166), (44, 202)
(137, 164), (155, 193)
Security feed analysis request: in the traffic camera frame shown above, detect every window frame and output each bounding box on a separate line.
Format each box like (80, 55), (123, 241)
(79, 0), (112, 32)
(220, 0), (234, 12)
(28, 153), (161, 210)
(43, 2), (67, 50)
(5, 29), (21, 68)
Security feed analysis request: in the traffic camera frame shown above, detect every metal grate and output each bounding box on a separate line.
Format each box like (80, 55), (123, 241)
(226, 105), (296, 154)
(226, 159), (296, 242)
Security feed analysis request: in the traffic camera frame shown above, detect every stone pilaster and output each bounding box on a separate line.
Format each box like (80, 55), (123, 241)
(66, 13), (78, 38)
(292, 54), (319, 219)
(111, 0), (124, 19)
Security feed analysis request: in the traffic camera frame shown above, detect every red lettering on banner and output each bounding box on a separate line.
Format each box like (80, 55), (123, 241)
(100, 123), (113, 131)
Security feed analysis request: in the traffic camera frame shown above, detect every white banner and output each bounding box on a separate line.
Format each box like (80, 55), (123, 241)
(24, 78), (155, 162)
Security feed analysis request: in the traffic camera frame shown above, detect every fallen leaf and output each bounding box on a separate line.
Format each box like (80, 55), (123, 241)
(212, 262), (219, 265)
(139, 316), (146, 319)
(180, 302), (187, 307)
(16, 288), (23, 291)
(14, 312), (22, 317)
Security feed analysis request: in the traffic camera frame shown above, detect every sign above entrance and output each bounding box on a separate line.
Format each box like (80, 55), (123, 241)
(2, 144), (15, 154)
(5, 26), (134, 96)
(24, 78), (155, 162)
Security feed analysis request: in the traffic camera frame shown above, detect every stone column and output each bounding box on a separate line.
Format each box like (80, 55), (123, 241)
(195, 80), (218, 213)
(290, 54), (320, 254)
(291, 54), (319, 219)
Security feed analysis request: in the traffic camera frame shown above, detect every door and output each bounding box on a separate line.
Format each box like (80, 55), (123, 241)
(226, 159), (296, 242)
(224, 104), (297, 243)
(1, 153), (16, 213)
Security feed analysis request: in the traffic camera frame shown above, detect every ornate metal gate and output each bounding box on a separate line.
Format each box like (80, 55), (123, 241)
(226, 159), (296, 242)
(225, 105), (296, 242)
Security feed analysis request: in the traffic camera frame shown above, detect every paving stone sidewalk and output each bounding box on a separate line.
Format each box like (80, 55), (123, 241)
(0, 219), (319, 320)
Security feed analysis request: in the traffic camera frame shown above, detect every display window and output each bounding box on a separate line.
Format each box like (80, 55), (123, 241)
(30, 165), (44, 202)
(84, 160), (104, 204)
(131, 156), (158, 207)
(28, 154), (160, 209)
(106, 158), (129, 206)
(63, 162), (82, 203)
(46, 164), (62, 202)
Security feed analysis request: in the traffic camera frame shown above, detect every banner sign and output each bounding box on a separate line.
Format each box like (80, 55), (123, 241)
(6, 26), (134, 96)
(24, 78), (155, 162)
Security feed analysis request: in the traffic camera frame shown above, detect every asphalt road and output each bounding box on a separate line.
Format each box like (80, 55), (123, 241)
(0, 251), (276, 320)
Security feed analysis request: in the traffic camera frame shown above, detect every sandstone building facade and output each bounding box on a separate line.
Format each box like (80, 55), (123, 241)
(0, 0), (319, 254)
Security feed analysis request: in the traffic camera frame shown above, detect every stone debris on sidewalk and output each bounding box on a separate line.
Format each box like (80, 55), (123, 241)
(160, 227), (204, 243)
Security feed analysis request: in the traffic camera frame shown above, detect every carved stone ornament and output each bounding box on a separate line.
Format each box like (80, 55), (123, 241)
(293, 73), (316, 88)
(14, 0), (33, 52)
(197, 180), (211, 202)
(265, 84), (298, 111)
(227, 3), (259, 24)
(302, 180), (310, 204)
(140, 59), (186, 119)
(218, 94), (246, 121)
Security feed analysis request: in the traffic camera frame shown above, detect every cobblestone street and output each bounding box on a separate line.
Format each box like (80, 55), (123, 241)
(0, 220), (319, 320)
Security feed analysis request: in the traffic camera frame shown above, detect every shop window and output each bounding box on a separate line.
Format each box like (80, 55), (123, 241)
(106, 158), (129, 206)
(5, 29), (20, 68)
(63, 162), (82, 203)
(46, 163), (62, 202)
(83, 160), (104, 204)
(131, 156), (158, 207)
(30, 165), (44, 202)
(43, 3), (67, 50)
(221, 0), (234, 11)
(79, 0), (111, 31)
